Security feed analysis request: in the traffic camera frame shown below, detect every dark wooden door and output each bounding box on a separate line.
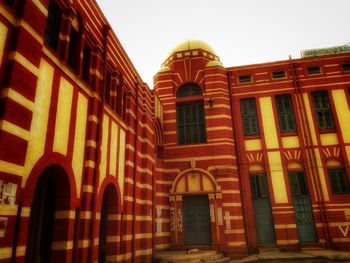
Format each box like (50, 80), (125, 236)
(250, 174), (276, 244)
(183, 195), (211, 246)
(288, 172), (317, 243)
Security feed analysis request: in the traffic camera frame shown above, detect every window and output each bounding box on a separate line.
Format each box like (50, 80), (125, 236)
(105, 71), (111, 105)
(342, 63), (350, 71)
(176, 83), (206, 144)
(275, 94), (297, 132)
(249, 174), (269, 198)
(67, 27), (80, 72)
(45, 2), (62, 51)
(176, 83), (202, 97)
(238, 75), (252, 83)
(307, 66), (321, 75)
(288, 172), (308, 196)
(328, 169), (350, 194)
(311, 91), (334, 129)
(82, 44), (91, 84)
(272, 70), (286, 79)
(240, 98), (259, 136)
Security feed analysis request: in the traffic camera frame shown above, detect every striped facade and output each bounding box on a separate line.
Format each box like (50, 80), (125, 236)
(0, 1), (349, 263)
(154, 41), (350, 255)
(0, 0), (155, 262)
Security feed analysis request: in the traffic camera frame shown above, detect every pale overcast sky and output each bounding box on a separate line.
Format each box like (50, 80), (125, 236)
(97, 0), (350, 87)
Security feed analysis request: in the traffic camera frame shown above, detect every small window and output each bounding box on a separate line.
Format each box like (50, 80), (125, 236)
(67, 27), (80, 72)
(272, 70), (286, 79)
(82, 44), (91, 84)
(275, 94), (297, 132)
(307, 66), (321, 75)
(249, 174), (269, 198)
(328, 169), (350, 194)
(342, 63), (350, 71)
(238, 75), (252, 83)
(176, 83), (202, 97)
(311, 91), (334, 129)
(44, 2), (62, 51)
(240, 98), (259, 136)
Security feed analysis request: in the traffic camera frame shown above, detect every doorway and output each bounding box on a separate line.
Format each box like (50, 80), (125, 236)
(25, 165), (71, 263)
(288, 172), (317, 243)
(183, 195), (211, 246)
(250, 174), (276, 244)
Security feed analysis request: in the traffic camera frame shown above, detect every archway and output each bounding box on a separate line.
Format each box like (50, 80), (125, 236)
(98, 184), (118, 263)
(25, 165), (71, 263)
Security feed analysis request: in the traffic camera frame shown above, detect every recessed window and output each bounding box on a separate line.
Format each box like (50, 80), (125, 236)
(240, 98), (259, 136)
(288, 172), (308, 196)
(67, 27), (80, 72)
(82, 44), (91, 84)
(105, 71), (112, 105)
(238, 75), (252, 83)
(272, 70), (286, 79)
(176, 83), (206, 144)
(328, 169), (350, 194)
(176, 83), (202, 97)
(307, 66), (321, 75)
(249, 174), (269, 198)
(44, 2), (62, 51)
(275, 94), (297, 132)
(342, 63), (350, 71)
(311, 91), (334, 129)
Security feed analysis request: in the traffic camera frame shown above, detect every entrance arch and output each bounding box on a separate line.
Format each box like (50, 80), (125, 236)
(25, 164), (71, 263)
(169, 169), (222, 248)
(98, 184), (119, 263)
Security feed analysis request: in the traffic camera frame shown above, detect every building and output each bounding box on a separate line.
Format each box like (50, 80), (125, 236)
(0, 0), (349, 262)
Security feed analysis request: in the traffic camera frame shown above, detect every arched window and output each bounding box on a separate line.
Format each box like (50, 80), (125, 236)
(176, 83), (202, 97)
(176, 83), (206, 144)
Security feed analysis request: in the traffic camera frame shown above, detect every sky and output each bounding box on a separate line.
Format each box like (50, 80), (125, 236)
(96, 0), (350, 87)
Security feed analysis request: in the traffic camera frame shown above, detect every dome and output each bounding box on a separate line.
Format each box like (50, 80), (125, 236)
(167, 39), (218, 57)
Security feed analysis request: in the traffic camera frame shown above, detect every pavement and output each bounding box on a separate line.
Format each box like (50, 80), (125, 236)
(229, 249), (350, 262)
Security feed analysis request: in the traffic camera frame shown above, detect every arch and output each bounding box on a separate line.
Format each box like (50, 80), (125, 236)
(171, 168), (220, 194)
(99, 176), (122, 211)
(176, 83), (202, 98)
(248, 163), (265, 173)
(98, 183), (120, 263)
(22, 152), (77, 206)
(25, 164), (72, 262)
(154, 118), (163, 147)
(287, 161), (304, 171)
(326, 158), (343, 168)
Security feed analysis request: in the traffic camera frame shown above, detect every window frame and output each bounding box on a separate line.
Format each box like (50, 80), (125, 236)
(238, 75), (252, 84)
(240, 98), (260, 136)
(249, 174), (269, 199)
(307, 66), (322, 75)
(275, 94), (297, 133)
(81, 42), (92, 84)
(272, 70), (286, 79)
(327, 168), (350, 194)
(176, 83), (207, 145)
(311, 91), (335, 130)
(44, 1), (62, 52)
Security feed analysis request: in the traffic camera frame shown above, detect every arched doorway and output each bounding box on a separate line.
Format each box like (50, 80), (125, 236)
(169, 169), (222, 248)
(98, 184), (118, 263)
(25, 165), (71, 263)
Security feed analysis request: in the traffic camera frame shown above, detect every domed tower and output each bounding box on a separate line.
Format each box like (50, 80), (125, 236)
(153, 40), (247, 255)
